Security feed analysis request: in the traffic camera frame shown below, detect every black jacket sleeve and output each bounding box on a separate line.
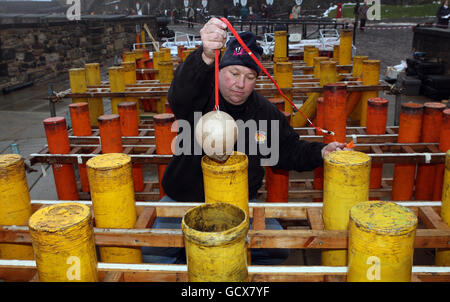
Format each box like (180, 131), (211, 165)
(167, 47), (214, 120)
(272, 108), (326, 172)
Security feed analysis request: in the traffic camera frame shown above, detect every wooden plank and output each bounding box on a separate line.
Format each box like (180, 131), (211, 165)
(253, 208), (266, 230)
(0, 227), (440, 249)
(306, 208), (324, 230)
(0, 267), (37, 282)
(418, 207), (450, 230)
(0, 261), (449, 282)
(371, 145), (383, 154)
(103, 271), (124, 282)
(123, 147), (133, 155)
(324, 275), (346, 282)
(29, 272), (39, 282)
(134, 207), (157, 229)
(411, 275), (422, 282)
(402, 145), (415, 154)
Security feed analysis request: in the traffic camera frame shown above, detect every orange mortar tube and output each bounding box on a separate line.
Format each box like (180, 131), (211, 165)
(142, 49), (151, 80)
(315, 97), (325, 135)
(118, 102), (145, 193)
(433, 108), (450, 200)
(69, 102), (92, 193)
(313, 97), (325, 202)
(43, 117), (79, 200)
(136, 59), (145, 81)
(392, 103), (424, 201)
(165, 102), (173, 114)
(323, 83), (347, 144)
(366, 98), (388, 197)
(268, 98), (285, 112)
(266, 167), (289, 203)
(154, 114), (177, 199)
(345, 80), (362, 118)
(415, 102), (446, 200)
(178, 45), (186, 60)
(98, 114), (123, 154)
(139, 48), (155, 106)
(266, 113), (290, 203)
(144, 59), (154, 80)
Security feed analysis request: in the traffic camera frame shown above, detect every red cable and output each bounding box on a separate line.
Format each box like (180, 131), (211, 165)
(214, 49), (219, 110)
(217, 17), (334, 136)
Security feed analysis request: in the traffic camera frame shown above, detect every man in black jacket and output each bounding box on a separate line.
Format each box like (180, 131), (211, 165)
(143, 18), (346, 265)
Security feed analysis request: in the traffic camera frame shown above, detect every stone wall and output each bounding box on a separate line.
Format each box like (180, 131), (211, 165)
(0, 15), (158, 89)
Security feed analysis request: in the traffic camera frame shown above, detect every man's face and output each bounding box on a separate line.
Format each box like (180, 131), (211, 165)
(219, 65), (258, 106)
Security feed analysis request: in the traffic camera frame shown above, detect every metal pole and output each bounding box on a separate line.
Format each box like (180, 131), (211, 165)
(48, 84), (56, 117)
(394, 93), (402, 126)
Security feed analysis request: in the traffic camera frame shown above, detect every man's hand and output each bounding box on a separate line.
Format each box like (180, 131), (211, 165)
(321, 142), (351, 158)
(199, 17), (227, 65)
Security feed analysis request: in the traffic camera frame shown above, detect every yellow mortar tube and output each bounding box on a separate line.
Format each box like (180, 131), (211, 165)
(333, 45), (340, 64)
(273, 31), (288, 63)
(108, 66), (125, 114)
(122, 52), (136, 63)
(87, 153), (142, 263)
(322, 150), (371, 266)
(182, 202), (249, 282)
(360, 60), (380, 126)
(339, 29), (353, 66)
(436, 150), (450, 265)
(201, 151), (249, 216)
(319, 60), (338, 86)
(348, 56), (369, 121)
(69, 68), (87, 104)
(303, 46), (319, 75)
(274, 61), (293, 117)
(0, 154), (34, 260)
(157, 61), (174, 114)
(313, 57), (330, 79)
(352, 56), (369, 78)
(152, 51), (163, 80)
(348, 201), (417, 282)
(121, 61), (140, 123)
(28, 203), (98, 282)
(85, 63), (104, 127)
(133, 48), (145, 61)
(161, 47), (172, 62)
(140, 30), (146, 47)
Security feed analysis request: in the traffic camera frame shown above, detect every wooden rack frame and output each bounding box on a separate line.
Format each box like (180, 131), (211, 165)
(0, 200), (449, 282)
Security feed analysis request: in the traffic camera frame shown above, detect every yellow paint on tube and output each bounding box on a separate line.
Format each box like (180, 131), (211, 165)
(182, 202), (249, 282)
(436, 150), (450, 265)
(322, 150), (371, 266)
(348, 201), (417, 282)
(28, 202), (98, 282)
(201, 152), (249, 216)
(0, 154), (34, 259)
(87, 153), (142, 263)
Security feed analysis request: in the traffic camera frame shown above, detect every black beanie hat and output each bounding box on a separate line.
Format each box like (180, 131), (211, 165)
(219, 32), (263, 75)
